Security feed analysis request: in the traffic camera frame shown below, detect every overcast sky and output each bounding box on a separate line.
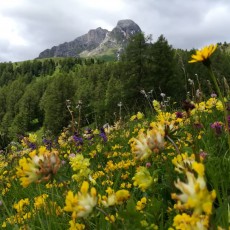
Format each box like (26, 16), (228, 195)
(0, 0), (230, 62)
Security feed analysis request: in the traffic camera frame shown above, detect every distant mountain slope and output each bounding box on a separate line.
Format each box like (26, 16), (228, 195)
(37, 19), (142, 59)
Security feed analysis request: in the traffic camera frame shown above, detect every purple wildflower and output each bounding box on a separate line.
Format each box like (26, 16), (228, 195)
(99, 128), (107, 142)
(43, 138), (52, 150)
(175, 111), (183, 118)
(72, 133), (83, 146)
(211, 121), (223, 135)
(28, 142), (36, 150)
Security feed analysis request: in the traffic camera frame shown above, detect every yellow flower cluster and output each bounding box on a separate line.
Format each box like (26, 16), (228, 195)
(171, 154), (216, 229)
(190, 98), (224, 115)
(13, 198), (30, 213)
(101, 187), (130, 207)
(172, 153), (196, 173)
(16, 147), (61, 187)
(132, 167), (153, 191)
(21, 133), (37, 148)
(130, 111), (144, 121)
(69, 154), (91, 182)
(64, 181), (97, 219)
(153, 100), (161, 113)
(136, 197), (147, 211)
(58, 131), (68, 147)
(2, 198), (32, 228)
(104, 159), (135, 173)
(172, 213), (209, 230)
(69, 220), (85, 230)
(129, 125), (165, 161)
(34, 194), (48, 210)
(33, 194), (62, 216)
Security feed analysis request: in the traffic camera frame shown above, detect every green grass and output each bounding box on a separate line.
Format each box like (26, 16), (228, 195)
(1, 96), (230, 229)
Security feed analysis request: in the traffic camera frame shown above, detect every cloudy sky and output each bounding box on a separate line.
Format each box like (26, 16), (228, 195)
(0, 0), (230, 62)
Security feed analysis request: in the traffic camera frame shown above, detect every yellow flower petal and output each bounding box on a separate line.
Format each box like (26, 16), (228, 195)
(188, 44), (217, 64)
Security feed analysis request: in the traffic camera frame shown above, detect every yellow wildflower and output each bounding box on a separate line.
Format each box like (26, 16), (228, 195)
(172, 153), (195, 173)
(132, 167), (153, 191)
(58, 131), (68, 147)
(130, 127), (164, 161)
(13, 198), (30, 213)
(105, 187), (114, 195)
(16, 149), (61, 187)
(70, 154), (91, 183)
(16, 157), (41, 188)
(115, 189), (130, 204)
(136, 197), (147, 211)
(101, 189), (130, 207)
(216, 100), (224, 111)
(130, 111), (144, 121)
(34, 194), (49, 210)
(192, 162), (204, 177)
(96, 144), (102, 153)
(172, 170), (216, 215)
(137, 111), (144, 119)
(120, 183), (126, 188)
(28, 133), (37, 143)
(197, 102), (206, 112)
(105, 214), (116, 223)
(64, 181), (97, 219)
(93, 129), (100, 135)
(188, 44), (217, 65)
(69, 220), (85, 230)
(205, 97), (217, 109)
(153, 100), (161, 113)
(101, 193), (116, 207)
(70, 154), (90, 171)
(173, 213), (209, 230)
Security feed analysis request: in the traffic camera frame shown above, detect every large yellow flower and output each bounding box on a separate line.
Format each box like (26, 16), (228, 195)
(16, 148), (61, 187)
(132, 167), (153, 191)
(129, 126), (165, 161)
(64, 181), (97, 219)
(171, 170), (216, 215)
(188, 44), (217, 65)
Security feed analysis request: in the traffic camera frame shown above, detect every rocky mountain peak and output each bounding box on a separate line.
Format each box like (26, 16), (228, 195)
(110, 19), (142, 44)
(37, 19), (142, 59)
(116, 19), (141, 34)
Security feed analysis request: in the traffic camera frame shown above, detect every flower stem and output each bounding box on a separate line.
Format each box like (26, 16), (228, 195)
(166, 135), (180, 155)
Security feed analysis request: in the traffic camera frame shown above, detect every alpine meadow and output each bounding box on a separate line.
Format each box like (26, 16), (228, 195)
(1, 20), (230, 230)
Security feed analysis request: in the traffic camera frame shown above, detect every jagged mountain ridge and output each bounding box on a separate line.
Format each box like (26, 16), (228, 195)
(37, 19), (142, 59)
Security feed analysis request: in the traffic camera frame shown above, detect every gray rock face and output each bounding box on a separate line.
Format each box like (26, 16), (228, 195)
(38, 19), (141, 59)
(110, 19), (142, 44)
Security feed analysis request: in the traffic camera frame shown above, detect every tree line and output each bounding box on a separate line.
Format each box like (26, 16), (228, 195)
(0, 33), (230, 148)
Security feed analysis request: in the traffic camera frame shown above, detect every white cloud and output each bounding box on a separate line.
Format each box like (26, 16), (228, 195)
(0, 0), (230, 62)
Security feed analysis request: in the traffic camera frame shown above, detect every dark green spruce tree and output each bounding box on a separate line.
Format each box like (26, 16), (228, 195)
(40, 73), (75, 135)
(121, 32), (149, 110)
